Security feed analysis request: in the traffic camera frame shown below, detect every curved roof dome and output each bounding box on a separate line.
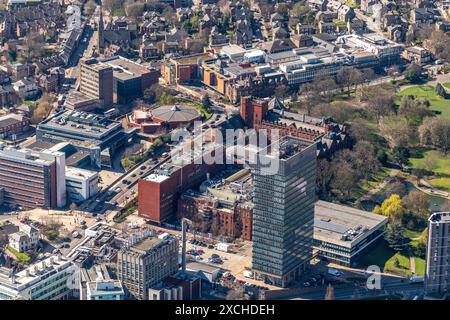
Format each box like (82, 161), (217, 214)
(152, 104), (201, 123)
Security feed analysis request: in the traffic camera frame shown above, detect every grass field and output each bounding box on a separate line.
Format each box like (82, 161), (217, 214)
(414, 257), (425, 276)
(408, 150), (450, 191)
(7, 246), (30, 263)
(358, 239), (426, 277)
(398, 85), (450, 119)
(359, 241), (411, 276)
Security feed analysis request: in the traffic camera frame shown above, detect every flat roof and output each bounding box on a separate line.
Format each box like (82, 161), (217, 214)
(132, 237), (164, 253)
(38, 110), (122, 141)
(186, 262), (220, 274)
(65, 166), (98, 180)
(7, 256), (72, 288)
(314, 200), (388, 247)
(101, 56), (152, 81)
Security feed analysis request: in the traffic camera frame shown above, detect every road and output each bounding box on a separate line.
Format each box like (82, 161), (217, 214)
(289, 280), (424, 300)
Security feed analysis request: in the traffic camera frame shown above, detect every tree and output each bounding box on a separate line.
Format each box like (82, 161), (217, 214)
(202, 94), (212, 111)
(226, 289), (245, 300)
(83, 0), (97, 16)
(379, 116), (416, 150)
(386, 180), (408, 198)
(392, 146), (410, 165)
(366, 86), (396, 128)
(419, 117), (450, 153)
(380, 194), (405, 223)
(398, 95), (433, 126)
(404, 63), (425, 83)
(274, 84), (289, 102)
(125, 2), (144, 17)
(384, 223), (408, 252)
(336, 66), (363, 96)
(330, 161), (358, 200)
(316, 78), (337, 102)
(30, 94), (53, 124)
(298, 82), (320, 115)
(103, 0), (123, 13)
(423, 30), (450, 62)
(324, 284), (335, 300)
(402, 191), (430, 221)
(387, 65), (401, 82)
(70, 202), (77, 213)
(316, 158), (334, 197)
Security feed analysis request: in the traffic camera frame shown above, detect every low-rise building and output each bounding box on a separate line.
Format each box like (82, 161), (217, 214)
(65, 166), (99, 204)
(8, 224), (39, 253)
(0, 113), (30, 139)
(0, 255), (75, 300)
(313, 200), (388, 266)
(80, 264), (124, 300)
(402, 46), (432, 65)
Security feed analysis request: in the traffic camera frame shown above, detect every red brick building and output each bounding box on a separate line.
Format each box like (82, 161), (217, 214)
(138, 145), (221, 224)
(177, 192), (253, 241)
(239, 96), (350, 158)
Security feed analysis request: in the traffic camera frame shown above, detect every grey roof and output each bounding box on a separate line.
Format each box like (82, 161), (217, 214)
(152, 105), (201, 123)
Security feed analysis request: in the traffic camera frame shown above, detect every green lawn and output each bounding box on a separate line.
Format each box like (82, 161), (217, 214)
(427, 177), (450, 192)
(193, 103), (213, 120)
(408, 150), (450, 191)
(385, 252), (411, 276)
(398, 85), (450, 119)
(442, 82), (450, 89)
(7, 246), (30, 263)
(414, 257), (425, 276)
(359, 240), (411, 276)
(409, 150), (450, 175)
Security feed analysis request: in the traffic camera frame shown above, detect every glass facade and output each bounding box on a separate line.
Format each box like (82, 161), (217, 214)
(250, 137), (316, 287)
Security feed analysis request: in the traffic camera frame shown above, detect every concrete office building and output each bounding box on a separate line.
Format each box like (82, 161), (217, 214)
(80, 58), (114, 109)
(250, 136), (316, 287)
(100, 56), (160, 104)
(0, 255), (75, 300)
(0, 144), (66, 209)
(37, 110), (133, 168)
(313, 200), (388, 266)
(425, 212), (450, 297)
(65, 166), (99, 204)
(117, 234), (179, 300)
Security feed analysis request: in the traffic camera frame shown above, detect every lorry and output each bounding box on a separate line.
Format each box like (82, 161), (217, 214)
(243, 270), (254, 279)
(328, 268), (342, 277)
(216, 242), (229, 252)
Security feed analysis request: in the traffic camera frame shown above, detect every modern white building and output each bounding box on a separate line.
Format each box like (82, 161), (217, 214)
(65, 166), (99, 204)
(313, 200), (388, 266)
(0, 255), (75, 300)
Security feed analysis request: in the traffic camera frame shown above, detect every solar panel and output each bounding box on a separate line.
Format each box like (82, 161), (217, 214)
(314, 218), (349, 234)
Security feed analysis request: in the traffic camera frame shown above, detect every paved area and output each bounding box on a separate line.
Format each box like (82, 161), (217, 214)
(410, 256), (416, 275)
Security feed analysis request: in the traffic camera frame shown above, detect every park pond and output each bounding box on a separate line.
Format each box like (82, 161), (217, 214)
(361, 180), (450, 212)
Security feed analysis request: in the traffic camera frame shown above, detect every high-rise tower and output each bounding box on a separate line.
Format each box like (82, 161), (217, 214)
(250, 136), (317, 287)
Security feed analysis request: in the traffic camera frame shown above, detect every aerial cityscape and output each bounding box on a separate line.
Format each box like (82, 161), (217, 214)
(0, 0), (449, 307)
